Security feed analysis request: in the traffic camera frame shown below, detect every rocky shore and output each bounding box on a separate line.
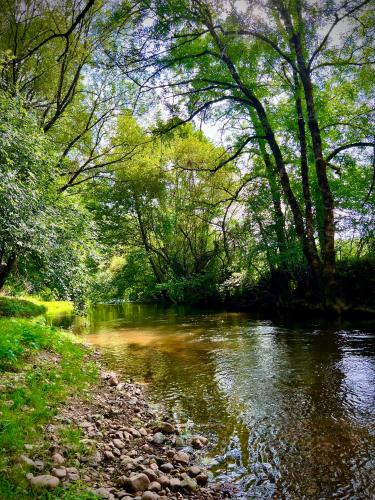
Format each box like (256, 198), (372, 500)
(23, 352), (230, 499)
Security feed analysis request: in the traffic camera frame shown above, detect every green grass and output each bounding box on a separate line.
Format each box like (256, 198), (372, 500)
(22, 296), (74, 316)
(0, 297), (47, 318)
(0, 316), (99, 499)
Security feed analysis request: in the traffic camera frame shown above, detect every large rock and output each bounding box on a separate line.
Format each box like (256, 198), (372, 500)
(122, 473), (150, 493)
(30, 475), (59, 489)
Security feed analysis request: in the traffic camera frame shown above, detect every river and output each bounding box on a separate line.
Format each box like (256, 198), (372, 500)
(52, 303), (375, 498)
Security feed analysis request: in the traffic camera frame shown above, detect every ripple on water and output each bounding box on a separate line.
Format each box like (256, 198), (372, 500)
(62, 303), (375, 498)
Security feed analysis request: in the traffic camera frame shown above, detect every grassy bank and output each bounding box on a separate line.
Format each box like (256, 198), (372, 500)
(0, 298), (99, 499)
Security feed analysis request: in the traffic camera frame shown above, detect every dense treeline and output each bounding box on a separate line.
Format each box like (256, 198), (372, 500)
(0, 0), (374, 314)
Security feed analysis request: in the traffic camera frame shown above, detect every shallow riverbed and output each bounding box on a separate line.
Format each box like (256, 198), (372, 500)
(54, 303), (375, 498)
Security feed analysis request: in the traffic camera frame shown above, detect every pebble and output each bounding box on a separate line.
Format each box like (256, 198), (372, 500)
(142, 492), (158, 500)
(173, 451), (190, 465)
(95, 487), (114, 499)
(180, 476), (198, 491)
(52, 452), (65, 465)
(188, 466), (201, 476)
(160, 462), (173, 473)
(113, 439), (126, 449)
(121, 473), (150, 493)
(52, 467), (66, 478)
(169, 477), (181, 490)
(149, 481), (162, 492)
(29, 474), (59, 489)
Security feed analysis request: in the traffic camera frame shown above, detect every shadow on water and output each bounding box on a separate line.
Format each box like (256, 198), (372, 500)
(49, 303), (375, 498)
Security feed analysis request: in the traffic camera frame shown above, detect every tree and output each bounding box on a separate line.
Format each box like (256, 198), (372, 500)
(108, 0), (374, 309)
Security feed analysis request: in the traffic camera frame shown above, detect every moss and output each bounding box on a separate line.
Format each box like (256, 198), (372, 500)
(0, 297), (46, 318)
(0, 316), (99, 499)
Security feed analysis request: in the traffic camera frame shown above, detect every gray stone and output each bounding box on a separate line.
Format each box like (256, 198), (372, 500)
(152, 432), (166, 445)
(30, 475), (60, 489)
(160, 463), (173, 473)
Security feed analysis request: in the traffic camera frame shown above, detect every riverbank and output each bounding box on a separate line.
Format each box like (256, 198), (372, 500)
(0, 299), (226, 499)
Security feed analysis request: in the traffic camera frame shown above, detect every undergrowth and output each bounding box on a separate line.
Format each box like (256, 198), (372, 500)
(0, 316), (99, 499)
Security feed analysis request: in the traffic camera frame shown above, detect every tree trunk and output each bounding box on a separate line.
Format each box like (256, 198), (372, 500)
(293, 70), (322, 289)
(276, 2), (337, 309)
(0, 253), (17, 289)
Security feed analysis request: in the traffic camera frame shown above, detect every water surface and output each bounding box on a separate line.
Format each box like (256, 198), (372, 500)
(69, 303), (374, 498)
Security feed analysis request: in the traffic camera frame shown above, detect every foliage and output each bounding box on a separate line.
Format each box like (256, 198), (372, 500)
(0, 0), (374, 312)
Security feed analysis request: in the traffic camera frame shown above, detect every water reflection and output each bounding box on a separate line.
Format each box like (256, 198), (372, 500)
(56, 304), (375, 498)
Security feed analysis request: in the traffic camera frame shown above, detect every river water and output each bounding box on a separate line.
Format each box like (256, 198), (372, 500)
(57, 303), (375, 498)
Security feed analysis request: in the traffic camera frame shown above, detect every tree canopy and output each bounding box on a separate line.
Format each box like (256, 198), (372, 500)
(0, 0), (374, 314)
